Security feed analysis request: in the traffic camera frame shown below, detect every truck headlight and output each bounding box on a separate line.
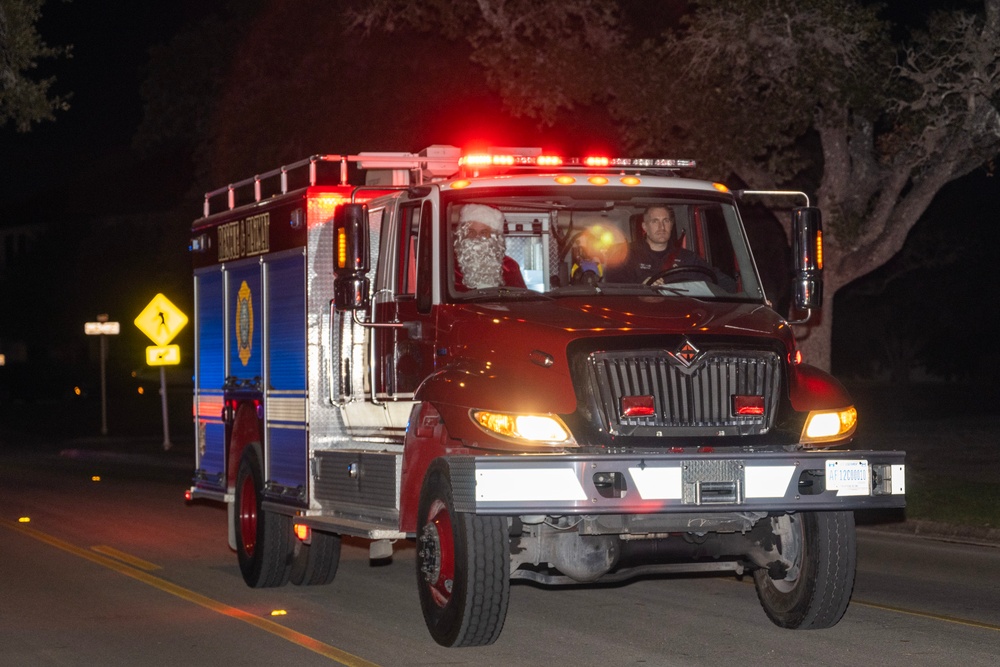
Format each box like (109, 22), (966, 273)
(800, 406), (857, 446)
(471, 410), (576, 446)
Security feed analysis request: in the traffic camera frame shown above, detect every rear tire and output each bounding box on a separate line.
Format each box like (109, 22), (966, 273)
(235, 448), (293, 588)
(753, 511), (856, 629)
(290, 529), (341, 586)
(416, 460), (509, 647)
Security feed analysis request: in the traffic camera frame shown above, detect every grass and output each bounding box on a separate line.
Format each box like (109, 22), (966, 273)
(904, 471), (1000, 529)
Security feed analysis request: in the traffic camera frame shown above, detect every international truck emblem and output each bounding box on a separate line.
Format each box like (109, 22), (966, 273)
(673, 339), (699, 367)
(236, 280), (254, 366)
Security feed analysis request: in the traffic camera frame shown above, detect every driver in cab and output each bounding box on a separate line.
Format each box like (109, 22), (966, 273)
(605, 206), (734, 290)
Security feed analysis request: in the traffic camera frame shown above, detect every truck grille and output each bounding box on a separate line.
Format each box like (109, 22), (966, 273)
(585, 348), (781, 437)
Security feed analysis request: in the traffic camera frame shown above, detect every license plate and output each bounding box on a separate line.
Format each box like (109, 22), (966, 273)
(825, 459), (870, 496)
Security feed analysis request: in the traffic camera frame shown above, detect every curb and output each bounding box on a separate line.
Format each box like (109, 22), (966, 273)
(859, 520), (1000, 547)
(58, 447), (192, 471)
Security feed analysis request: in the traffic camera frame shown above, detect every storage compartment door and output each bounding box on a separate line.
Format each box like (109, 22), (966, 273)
(265, 252), (308, 499)
(194, 267), (226, 489)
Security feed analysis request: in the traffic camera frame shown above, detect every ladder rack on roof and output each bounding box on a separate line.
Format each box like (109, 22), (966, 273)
(201, 149), (463, 217)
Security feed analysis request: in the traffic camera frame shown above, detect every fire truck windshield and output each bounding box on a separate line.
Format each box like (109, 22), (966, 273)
(444, 187), (763, 302)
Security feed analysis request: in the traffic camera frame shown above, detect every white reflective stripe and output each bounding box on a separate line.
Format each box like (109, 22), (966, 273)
(744, 466), (796, 498)
(476, 468), (587, 502)
(891, 465), (906, 494)
(266, 396), (306, 423)
(268, 422), (306, 430)
(628, 467), (682, 500)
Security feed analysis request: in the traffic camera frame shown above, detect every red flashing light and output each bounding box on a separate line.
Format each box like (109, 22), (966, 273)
(733, 395), (766, 416)
(308, 193), (346, 226)
(622, 395), (655, 417)
(460, 154), (490, 166)
(537, 155), (563, 166)
(585, 156), (610, 167)
(461, 153), (515, 167)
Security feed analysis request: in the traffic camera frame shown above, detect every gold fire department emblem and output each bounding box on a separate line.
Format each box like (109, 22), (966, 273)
(236, 280), (254, 366)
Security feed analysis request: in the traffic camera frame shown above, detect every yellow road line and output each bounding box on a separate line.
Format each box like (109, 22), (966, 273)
(91, 545), (162, 571)
(732, 576), (1000, 631)
(2, 519), (382, 667)
(852, 598), (1000, 632)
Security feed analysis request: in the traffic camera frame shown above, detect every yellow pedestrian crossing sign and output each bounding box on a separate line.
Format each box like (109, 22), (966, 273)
(135, 294), (188, 346)
(146, 344), (181, 366)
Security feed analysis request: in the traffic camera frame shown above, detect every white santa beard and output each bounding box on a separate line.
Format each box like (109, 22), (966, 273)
(456, 236), (505, 288)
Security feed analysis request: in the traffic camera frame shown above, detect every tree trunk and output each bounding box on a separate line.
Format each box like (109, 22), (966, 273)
(795, 293), (834, 372)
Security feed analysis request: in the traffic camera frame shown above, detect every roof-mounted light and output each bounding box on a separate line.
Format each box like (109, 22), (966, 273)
(460, 153), (514, 167)
(456, 149), (697, 176)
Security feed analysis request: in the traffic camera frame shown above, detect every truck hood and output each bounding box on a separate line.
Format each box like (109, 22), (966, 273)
(449, 295), (790, 345)
(426, 296), (794, 417)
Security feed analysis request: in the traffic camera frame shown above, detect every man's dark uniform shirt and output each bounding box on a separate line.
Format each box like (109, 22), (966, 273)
(606, 241), (737, 291)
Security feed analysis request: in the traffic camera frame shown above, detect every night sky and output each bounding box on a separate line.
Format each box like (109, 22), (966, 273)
(1, 4), (196, 206)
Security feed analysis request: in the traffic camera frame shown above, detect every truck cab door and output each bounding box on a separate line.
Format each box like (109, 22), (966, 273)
(373, 193), (439, 399)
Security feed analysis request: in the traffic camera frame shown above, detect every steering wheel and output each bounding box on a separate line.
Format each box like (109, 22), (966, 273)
(643, 264), (719, 286)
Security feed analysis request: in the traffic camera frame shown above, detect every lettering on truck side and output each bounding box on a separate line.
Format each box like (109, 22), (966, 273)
(217, 212), (270, 262)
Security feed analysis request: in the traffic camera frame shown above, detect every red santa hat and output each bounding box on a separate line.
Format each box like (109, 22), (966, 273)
(459, 204), (504, 233)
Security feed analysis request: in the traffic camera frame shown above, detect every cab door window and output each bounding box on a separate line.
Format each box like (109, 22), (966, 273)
(397, 204), (420, 296)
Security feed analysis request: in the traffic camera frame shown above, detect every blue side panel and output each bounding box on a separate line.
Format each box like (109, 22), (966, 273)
(228, 263), (263, 382)
(266, 255), (307, 391)
(195, 269), (226, 487)
(265, 253), (308, 492)
(267, 427), (307, 492)
(201, 422), (227, 487)
(197, 270), (225, 390)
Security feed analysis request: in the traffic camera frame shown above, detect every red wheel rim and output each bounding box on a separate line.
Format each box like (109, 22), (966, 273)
(425, 499), (455, 608)
(239, 473), (257, 557)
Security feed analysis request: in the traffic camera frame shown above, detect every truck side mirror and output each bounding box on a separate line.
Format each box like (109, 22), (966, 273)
(791, 206), (823, 311)
(333, 203), (371, 311)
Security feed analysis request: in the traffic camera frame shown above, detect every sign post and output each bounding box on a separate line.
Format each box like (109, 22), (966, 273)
(84, 315), (120, 436)
(134, 294), (188, 450)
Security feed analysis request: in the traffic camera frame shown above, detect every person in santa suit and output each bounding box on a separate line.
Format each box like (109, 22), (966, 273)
(453, 203), (526, 290)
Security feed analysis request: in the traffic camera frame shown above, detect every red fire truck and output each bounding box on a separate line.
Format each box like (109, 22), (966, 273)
(189, 145), (905, 647)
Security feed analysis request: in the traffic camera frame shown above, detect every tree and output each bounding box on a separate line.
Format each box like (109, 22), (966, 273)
(351, 0), (1000, 371)
(0, 0), (70, 131)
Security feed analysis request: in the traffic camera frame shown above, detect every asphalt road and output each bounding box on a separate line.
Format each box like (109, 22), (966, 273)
(1, 441), (998, 667)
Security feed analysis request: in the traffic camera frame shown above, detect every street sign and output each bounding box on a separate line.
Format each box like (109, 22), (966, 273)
(85, 321), (120, 335)
(146, 345), (181, 366)
(134, 294), (188, 346)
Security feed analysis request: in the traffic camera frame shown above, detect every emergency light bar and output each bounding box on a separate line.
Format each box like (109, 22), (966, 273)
(459, 151), (696, 171)
(201, 145), (699, 216)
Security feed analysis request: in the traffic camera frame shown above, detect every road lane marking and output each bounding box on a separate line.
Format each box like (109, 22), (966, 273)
(731, 576), (1000, 632)
(91, 545), (162, 571)
(852, 598), (1000, 632)
(2, 520), (382, 667)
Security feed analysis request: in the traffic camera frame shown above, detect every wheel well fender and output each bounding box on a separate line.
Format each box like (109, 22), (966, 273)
(788, 364), (852, 412)
(400, 402), (462, 534)
(228, 402), (263, 490)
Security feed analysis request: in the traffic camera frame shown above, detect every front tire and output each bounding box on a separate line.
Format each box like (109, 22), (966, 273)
(416, 460), (510, 647)
(235, 448), (293, 588)
(753, 511), (857, 629)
